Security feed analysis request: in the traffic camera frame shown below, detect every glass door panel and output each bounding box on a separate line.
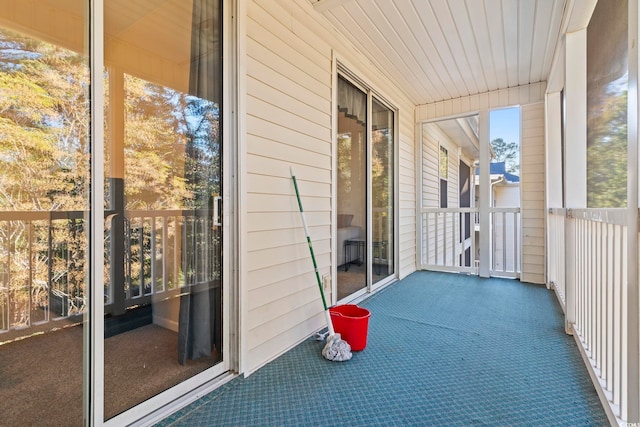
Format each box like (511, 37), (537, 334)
(103, 0), (223, 419)
(337, 76), (367, 300)
(0, 1), (89, 425)
(371, 99), (394, 284)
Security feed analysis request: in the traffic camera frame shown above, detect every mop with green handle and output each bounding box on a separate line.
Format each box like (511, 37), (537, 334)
(291, 167), (352, 362)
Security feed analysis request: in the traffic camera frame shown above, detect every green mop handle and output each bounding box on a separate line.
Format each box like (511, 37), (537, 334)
(290, 167), (329, 312)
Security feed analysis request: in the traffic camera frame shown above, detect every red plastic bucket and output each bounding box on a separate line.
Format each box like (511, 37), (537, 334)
(329, 304), (371, 351)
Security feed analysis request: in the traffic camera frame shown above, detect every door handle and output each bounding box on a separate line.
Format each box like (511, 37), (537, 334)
(213, 196), (222, 226)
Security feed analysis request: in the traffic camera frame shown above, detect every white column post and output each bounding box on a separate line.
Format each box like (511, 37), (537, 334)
(416, 121), (424, 270)
(545, 92), (563, 210)
(564, 29), (588, 334)
(545, 91), (562, 290)
(478, 109), (491, 278)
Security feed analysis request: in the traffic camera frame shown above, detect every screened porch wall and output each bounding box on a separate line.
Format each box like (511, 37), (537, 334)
(416, 83), (547, 282)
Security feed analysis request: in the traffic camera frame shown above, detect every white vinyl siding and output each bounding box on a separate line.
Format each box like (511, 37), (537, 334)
(421, 123), (460, 266)
(245, 0), (333, 372)
(520, 102), (546, 284)
(398, 103), (417, 279)
(244, 0), (416, 374)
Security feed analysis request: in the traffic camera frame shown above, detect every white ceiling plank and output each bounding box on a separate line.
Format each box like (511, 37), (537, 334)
(376, 1), (448, 102)
(358, 1), (439, 102)
(484, 0), (509, 90)
(528, 0), (555, 84)
(413, 1), (470, 97)
(398, 1), (459, 101)
(540, 0), (566, 84)
(518, 0), (536, 85)
(308, 0), (568, 106)
(502, 0), (520, 88)
(326, 2), (421, 103)
(448, 0), (490, 95)
(466, 0), (499, 91)
(432, 0), (479, 95)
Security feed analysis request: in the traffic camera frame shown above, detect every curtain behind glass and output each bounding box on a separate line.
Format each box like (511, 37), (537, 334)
(338, 76), (366, 125)
(178, 0), (223, 365)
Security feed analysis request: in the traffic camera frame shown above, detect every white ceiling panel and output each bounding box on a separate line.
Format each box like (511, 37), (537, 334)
(311, 0), (567, 106)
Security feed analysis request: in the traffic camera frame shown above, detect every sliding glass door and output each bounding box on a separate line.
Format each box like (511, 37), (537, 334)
(337, 77), (368, 300)
(371, 98), (395, 285)
(103, 0), (225, 420)
(336, 75), (395, 301)
(0, 2), (90, 425)
(0, 0), (227, 424)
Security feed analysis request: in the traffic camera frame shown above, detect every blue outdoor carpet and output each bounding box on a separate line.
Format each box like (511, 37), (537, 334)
(158, 271), (608, 427)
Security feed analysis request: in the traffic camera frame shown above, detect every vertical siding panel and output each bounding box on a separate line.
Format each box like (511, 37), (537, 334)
(520, 103), (546, 284)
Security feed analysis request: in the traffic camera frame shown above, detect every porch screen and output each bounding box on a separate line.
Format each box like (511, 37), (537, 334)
(586, 0), (628, 207)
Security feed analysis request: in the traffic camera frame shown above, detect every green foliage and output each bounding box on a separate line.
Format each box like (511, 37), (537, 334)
(490, 138), (519, 173)
(587, 88), (628, 208)
(1, 27), (221, 326)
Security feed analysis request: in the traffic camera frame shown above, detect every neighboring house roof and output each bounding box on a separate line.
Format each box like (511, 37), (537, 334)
(475, 162), (520, 183)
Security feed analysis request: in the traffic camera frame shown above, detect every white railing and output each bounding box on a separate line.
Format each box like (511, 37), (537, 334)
(547, 208), (567, 310)
(420, 207), (520, 277)
(557, 207), (635, 423)
(490, 207), (521, 278)
(0, 209), (219, 336)
(421, 208), (477, 274)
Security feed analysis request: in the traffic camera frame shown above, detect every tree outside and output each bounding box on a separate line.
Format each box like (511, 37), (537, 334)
(490, 137), (519, 174)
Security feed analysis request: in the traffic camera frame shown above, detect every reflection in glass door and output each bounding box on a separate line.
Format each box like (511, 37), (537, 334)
(337, 77), (367, 300)
(371, 99), (394, 285)
(103, 0), (224, 419)
(0, 2), (90, 426)
(337, 76), (395, 300)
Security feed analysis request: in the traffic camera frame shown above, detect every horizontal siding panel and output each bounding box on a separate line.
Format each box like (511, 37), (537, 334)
(522, 246), (545, 257)
(258, 1), (333, 62)
(523, 219), (545, 230)
(247, 273), (327, 311)
(247, 193), (329, 214)
(522, 236), (545, 247)
(248, 137), (331, 170)
(521, 272), (545, 285)
(247, 154), (330, 181)
(247, 309), (323, 372)
(521, 142), (545, 156)
(521, 153), (545, 165)
(521, 211), (545, 221)
(246, 253), (331, 290)
(523, 258), (545, 269)
(248, 287), (319, 330)
(247, 76), (330, 128)
(247, 116), (329, 157)
(247, 299), (320, 350)
(248, 96), (331, 141)
(522, 190), (545, 202)
(246, 211), (329, 232)
(246, 55), (330, 112)
(247, 174), (330, 197)
(247, 23), (330, 97)
(247, 227), (327, 252)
